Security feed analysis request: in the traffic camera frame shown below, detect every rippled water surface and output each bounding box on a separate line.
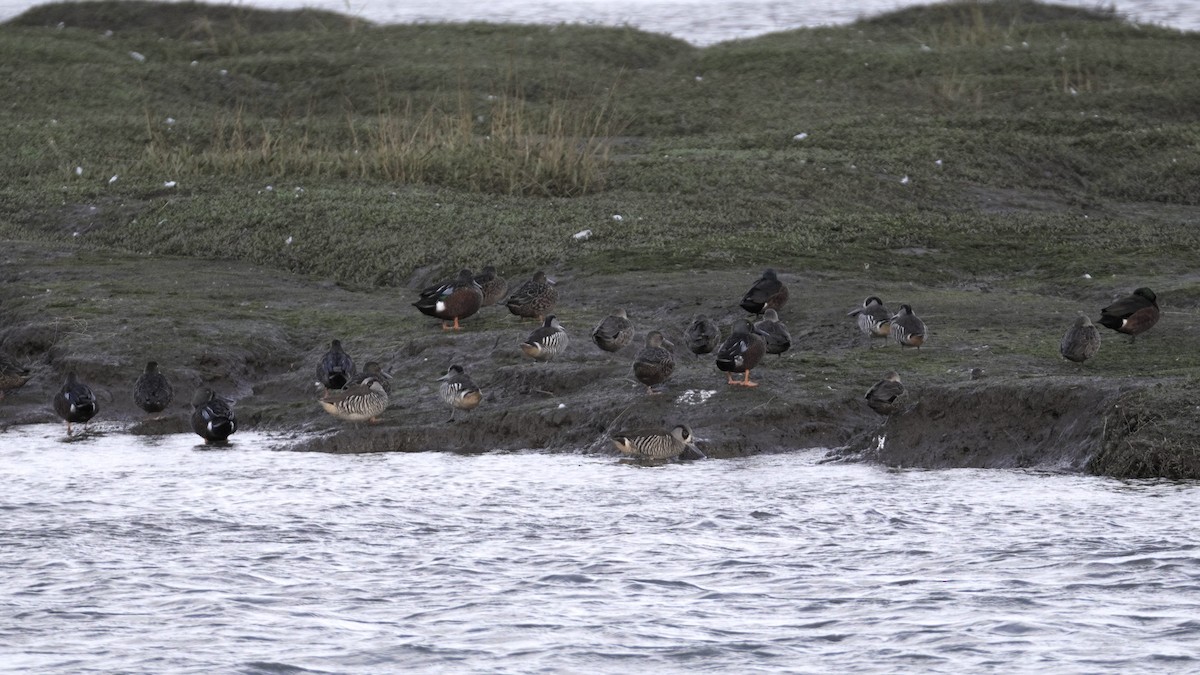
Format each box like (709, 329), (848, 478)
(3, 425), (1200, 672)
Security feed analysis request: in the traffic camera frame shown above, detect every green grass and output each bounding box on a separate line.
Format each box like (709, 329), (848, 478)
(1, 0), (1198, 287)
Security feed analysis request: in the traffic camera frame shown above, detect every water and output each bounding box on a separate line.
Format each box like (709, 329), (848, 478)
(3, 424), (1200, 672)
(1, 0), (1197, 42)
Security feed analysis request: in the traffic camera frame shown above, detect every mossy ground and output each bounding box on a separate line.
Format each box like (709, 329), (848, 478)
(1, 1), (1198, 475)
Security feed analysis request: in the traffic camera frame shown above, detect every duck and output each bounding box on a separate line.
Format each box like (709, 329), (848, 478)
(413, 269), (484, 330)
(0, 353), (31, 402)
(474, 265), (509, 307)
(632, 330), (675, 394)
(890, 304), (927, 349)
(1098, 287), (1160, 342)
(865, 371), (906, 416)
(1060, 315), (1101, 363)
(506, 271), (558, 321)
(612, 424), (706, 460)
(592, 308), (634, 352)
(190, 387), (237, 442)
(847, 296), (892, 346)
(350, 361), (392, 394)
(754, 308), (791, 356)
(316, 339), (356, 390)
(683, 314), (721, 355)
(53, 371), (98, 436)
(716, 319), (766, 387)
(521, 315), (569, 361)
(438, 365), (483, 421)
(133, 361), (173, 415)
(740, 269), (788, 315)
(319, 376), (389, 423)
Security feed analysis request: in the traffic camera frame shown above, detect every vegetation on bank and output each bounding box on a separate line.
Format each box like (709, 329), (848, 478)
(1, 1), (1199, 473)
(1, 0), (1197, 286)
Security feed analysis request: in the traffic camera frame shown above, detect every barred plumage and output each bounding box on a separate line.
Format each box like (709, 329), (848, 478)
(612, 424), (705, 460)
(848, 296), (892, 347)
(521, 315), (569, 361)
(865, 371), (906, 416)
(632, 330), (675, 394)
(592, 308), (634, 352)
(191, 387), (237, 442)
(438, 365), (483, 420)
(133, 360), (173, 414)
(890, 304), (926, 350)
(319, 377), (389, 423)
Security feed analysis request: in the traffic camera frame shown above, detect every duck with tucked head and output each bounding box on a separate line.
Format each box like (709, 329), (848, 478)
(848, 296), (892, 347)
(754, 308), (791, 356)
(1060, 315), (1101, 363)
(716, 319), (766, 387)
(684, 315), (721, 356)
(632, 330), (675, 395)
(316, 339), (356, 391)
(473, 265), (509, 307)
(612, 424), (706, 461)
(349, 361), (392, 394)
(1098, 287), (1160, 343)
(319, 376), (389, 424)
(133, 361), (173, 416)
(506, 271), (558, 321)
(0, 353), (31, 402)
(865, 371), (906, 417)
(521, 315), (569, 361)
(438, 365), (483, 421)
(414, 269), (484, 331)
(592, 308), (634, 353)
(54, 371), (98, 436)
(740, 269), (788, 315)
(191, 387), (237, 443)
(890, 304), (926, 350)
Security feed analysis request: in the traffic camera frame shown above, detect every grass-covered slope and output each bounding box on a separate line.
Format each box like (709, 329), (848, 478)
(1, 1), (1199, 474)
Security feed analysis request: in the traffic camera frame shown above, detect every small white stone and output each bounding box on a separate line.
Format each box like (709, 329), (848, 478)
(572, 229), (592, 241)
(793, 132), (808, 141)
(74, 166), (83, 176)
(1082, 273), (1092, 279)
(164, 180), (177, 187)
(285, 236), (293, 245)
(219, 69), (228, 77)
(129, 51), (146, 63)
(265, 185), (273, 191)
(165, 117), (175, 125)
(108, 175), (118, 184)
(190, 60), (199, 67)
(694, 75), (703, 82)
(920, 44), (932, 52)
(557, 403), (566, 409)
(612, 214), (623, 222)
(900, 175), (910, 185)
(935, 159), (943, 166)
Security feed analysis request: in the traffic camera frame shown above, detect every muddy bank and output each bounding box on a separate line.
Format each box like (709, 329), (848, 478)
(2, 243), (1198, 476)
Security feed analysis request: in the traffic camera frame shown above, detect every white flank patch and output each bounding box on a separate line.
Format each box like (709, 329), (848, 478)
(573, 229), (592, 241)
(435, 301), (446, 313)
(676, 389), (717, 406)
